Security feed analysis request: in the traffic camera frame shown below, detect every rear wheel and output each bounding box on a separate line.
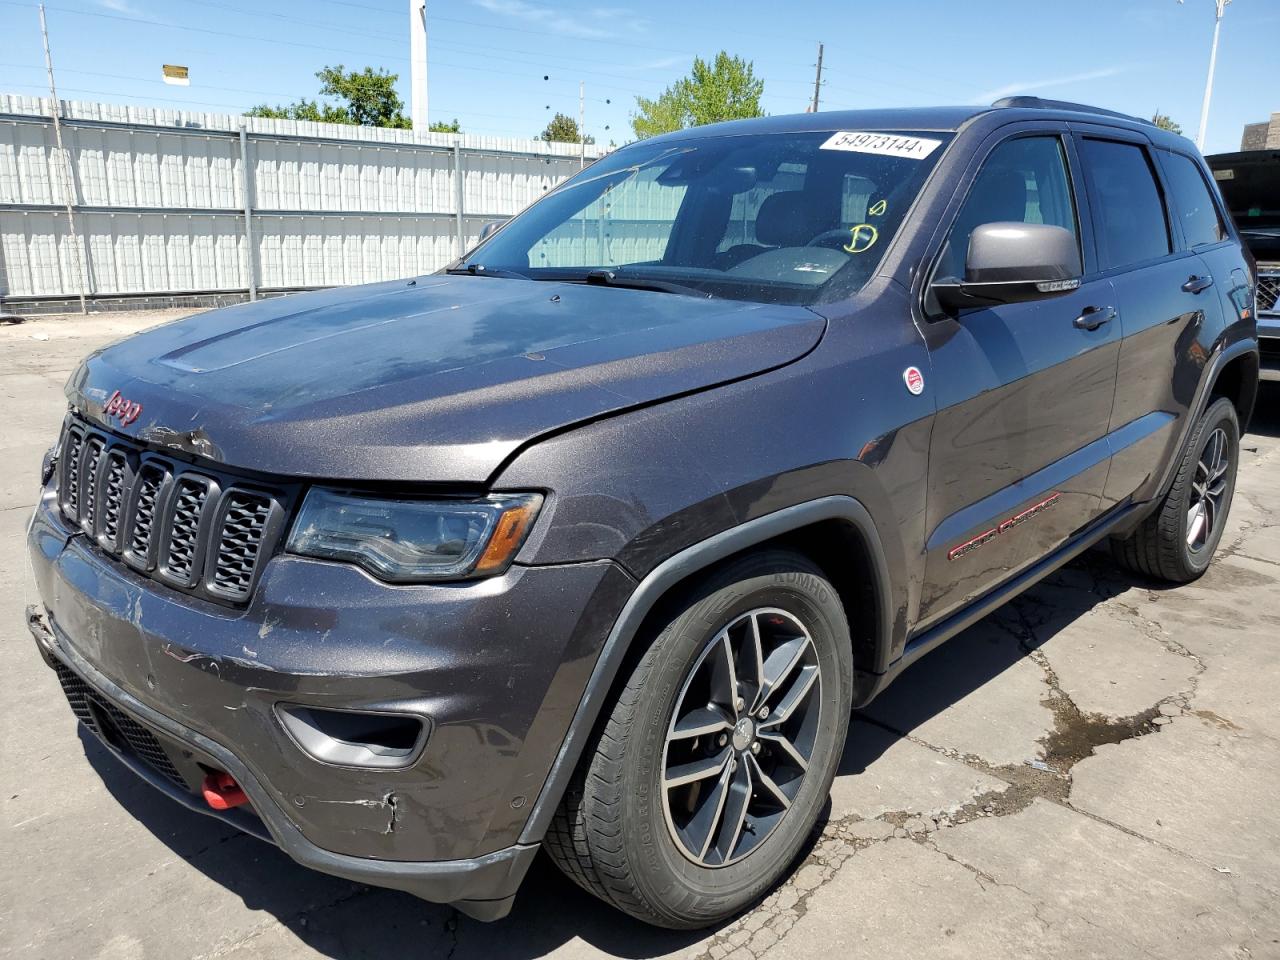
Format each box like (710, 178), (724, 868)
(1111, 396), (1239, 582)
(544, 550), (852, 928)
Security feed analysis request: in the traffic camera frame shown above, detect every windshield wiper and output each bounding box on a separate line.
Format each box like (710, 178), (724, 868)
(579, 269), (714, 299)
(445, 264), (529, 280)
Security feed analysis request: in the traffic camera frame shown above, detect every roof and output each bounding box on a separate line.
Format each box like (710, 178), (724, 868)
(641, 99), (1178, 148)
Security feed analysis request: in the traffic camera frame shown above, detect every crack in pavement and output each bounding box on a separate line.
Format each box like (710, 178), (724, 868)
(691, 552), (1240, 959)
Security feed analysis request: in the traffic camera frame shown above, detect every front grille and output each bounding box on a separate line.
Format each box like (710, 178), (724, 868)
(163, 477), (212, 586)
(1259, 270), (1279, 316)
(212, 492), (274, 601)
(99, 450), (128, 548)
(56, 415), (288, 605)
(52, 659), (187, 790)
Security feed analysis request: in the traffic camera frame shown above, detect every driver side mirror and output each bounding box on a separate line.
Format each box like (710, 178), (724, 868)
(932, 222), (1082, 313)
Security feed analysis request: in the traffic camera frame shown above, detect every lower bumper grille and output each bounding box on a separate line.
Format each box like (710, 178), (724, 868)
(52, 659), (188, 790)
(1260, 271), (1279, 317)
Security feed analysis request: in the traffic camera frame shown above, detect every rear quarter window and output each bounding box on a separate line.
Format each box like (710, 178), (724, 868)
(1162, 152), (1227, 248)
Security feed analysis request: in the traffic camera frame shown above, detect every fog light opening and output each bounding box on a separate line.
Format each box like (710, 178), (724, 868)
(277, 704), (429, 769)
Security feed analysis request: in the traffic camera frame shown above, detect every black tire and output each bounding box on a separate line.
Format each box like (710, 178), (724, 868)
(1111, 396), (1239, 583)
(544, 550), (852, 928)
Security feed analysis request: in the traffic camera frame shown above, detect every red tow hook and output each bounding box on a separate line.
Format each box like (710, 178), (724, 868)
(201, 770), (249, 810)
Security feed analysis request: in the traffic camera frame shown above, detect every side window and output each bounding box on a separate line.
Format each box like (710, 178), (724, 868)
(935, 136), (1078, 281)
(1162, 152), (1227, 248)
(1079, 139), (1171, 270)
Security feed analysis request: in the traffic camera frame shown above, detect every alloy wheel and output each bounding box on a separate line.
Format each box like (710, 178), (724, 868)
(661, 607), (822, 867)
(1186, 426), (1230, 552)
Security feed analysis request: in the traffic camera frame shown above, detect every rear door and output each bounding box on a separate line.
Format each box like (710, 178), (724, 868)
(1072, 133), (1231, 507)
(915, 128), (1120, 629)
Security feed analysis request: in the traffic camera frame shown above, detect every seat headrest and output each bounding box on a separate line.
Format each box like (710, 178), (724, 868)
(755, 191), (830, 247)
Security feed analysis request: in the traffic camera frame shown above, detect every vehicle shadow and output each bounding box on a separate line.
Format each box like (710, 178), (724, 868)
(1244, 379), (1280, 439)
(81, 544), (1185, 958)
(83, 726), (722, 959)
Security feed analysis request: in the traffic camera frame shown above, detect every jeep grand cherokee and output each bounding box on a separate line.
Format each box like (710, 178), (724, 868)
(26, 97), (1259, 928)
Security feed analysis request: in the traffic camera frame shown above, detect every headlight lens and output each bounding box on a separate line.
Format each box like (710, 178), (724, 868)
(286, 490), (542, 583)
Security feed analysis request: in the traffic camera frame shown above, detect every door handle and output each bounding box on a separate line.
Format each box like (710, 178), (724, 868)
(1073, 305), (1115, 331)
(1182, 275), (1214, 294)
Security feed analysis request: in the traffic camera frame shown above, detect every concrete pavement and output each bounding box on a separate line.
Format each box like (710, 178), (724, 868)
(2, 311), (1279, 959)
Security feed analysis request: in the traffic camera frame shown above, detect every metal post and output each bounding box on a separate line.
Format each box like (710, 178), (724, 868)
(811, 42), (824, 113)
(453, 141), (465, 256)
(409, 0), (428, 134)
(39, 2), (87, 314)
(1193, 0), (1230, 151)
(238, 124), (258, 301)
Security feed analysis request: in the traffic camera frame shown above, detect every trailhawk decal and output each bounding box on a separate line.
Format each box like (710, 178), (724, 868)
(819, 131), (943, 160)
(947, 493), (1062, 562)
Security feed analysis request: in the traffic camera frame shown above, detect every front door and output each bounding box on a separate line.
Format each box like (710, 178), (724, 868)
(916, 131), (1120, 629)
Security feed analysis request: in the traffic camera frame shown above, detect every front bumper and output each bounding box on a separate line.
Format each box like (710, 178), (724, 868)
(26, 489), (635, 918)
(1260, 312), (1279, 376)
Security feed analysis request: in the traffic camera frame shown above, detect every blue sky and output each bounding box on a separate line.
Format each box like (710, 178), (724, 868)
(0, 0), (1275, 153)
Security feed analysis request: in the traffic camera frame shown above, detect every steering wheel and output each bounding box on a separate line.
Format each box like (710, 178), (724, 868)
(805, 228), (857, 251)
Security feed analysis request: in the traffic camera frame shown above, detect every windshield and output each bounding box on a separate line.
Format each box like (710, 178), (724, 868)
(458, 129), (952, 305)
(1210, 156), (1280, 231)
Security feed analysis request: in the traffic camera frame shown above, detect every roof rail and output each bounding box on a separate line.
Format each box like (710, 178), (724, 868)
(991, 96), (1155, 127)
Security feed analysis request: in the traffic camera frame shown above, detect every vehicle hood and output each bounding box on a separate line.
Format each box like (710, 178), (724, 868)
(68, 276), (825, 482)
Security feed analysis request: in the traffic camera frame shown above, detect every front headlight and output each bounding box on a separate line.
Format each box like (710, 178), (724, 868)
(286, 489), (543, 583)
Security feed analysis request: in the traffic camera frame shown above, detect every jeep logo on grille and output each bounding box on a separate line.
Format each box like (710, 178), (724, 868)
(103, 390), (143, 427)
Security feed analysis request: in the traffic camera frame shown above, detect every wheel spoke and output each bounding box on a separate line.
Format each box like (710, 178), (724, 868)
(747, 752), (791, 810)
(759, 635), (809, 706)
(665, 748), (731, 789)
(760, 664), (818, 728)
(685, 759), (735, 861)
(670, 705), (734, 741)
(711, 758), (752, 863)
(710, 633), (739, 715)
(758, 730), (809, 772)
(742, 614), (766, 711)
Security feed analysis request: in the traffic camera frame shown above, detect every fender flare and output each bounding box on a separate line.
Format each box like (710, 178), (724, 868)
(518, 494), (893, 844)
(1154, 337), (1259, 505)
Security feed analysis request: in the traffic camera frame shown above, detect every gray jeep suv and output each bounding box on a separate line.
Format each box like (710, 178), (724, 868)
(26, 98), (1259, 928)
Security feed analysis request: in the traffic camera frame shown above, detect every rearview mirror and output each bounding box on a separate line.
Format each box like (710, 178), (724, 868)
(477, 219), (508, 243)
(933, 222), (1082, 313)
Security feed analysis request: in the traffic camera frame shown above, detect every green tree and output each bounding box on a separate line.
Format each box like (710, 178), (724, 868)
(429, 118), (462, 133)
(247, 65), (411, 128)
(1152, 111), (1183, 135)
(539, 112), (593, 144)
(632, 51), (764, 139)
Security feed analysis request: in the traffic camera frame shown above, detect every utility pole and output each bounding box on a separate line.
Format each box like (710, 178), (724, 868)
(38, 2), (87, 314)
(579, 80), (585, 168)
(409, 0), (428, 133)
(1183, 0), (1230, 151)
(810, 42), (824, 113)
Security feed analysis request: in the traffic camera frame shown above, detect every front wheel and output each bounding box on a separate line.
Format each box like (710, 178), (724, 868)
(544, 550), (852, 928)
(1111, 396), (1240, 582)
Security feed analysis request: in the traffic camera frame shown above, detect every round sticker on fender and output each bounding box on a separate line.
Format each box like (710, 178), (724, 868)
(903, 366), (924, 395)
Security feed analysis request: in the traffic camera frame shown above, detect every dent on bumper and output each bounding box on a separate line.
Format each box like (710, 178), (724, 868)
(28, 606), (536, 918)
(26, 492), (635, 909)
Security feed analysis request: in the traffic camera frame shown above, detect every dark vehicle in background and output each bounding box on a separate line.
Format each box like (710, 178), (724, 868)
(1206, 150), (1280, 375)
(27, 98), (1258, 929)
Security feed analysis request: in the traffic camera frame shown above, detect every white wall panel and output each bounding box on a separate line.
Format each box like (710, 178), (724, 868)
(0, 96), (607, 302)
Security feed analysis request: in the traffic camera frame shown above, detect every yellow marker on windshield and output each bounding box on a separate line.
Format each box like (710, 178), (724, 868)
(843, 224), (879, 254)
(869, 199), (887, 216)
